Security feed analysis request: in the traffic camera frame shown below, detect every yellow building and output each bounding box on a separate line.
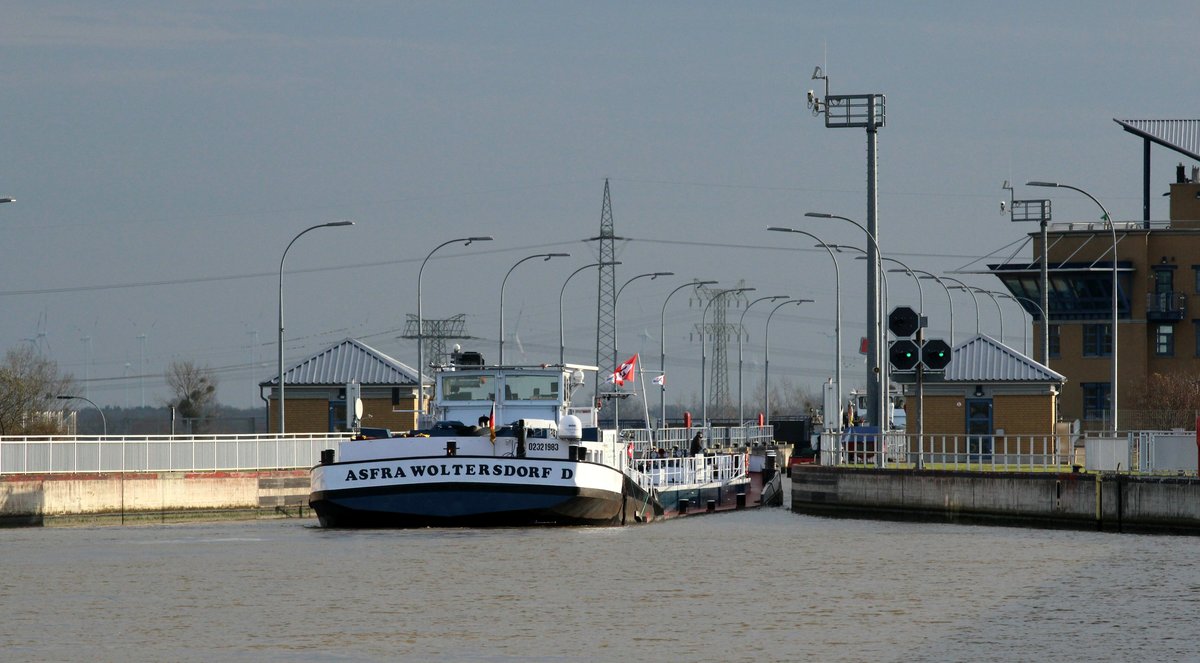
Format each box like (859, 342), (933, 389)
(900, 335), (1065, 443)
(990, 119), (1200, 431)
(260, 338), (422, 434)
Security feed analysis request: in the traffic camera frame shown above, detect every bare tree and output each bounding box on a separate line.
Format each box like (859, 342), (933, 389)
(165, 360), (219, 431)
(0, 346), (76, 434)
(1130, 372), (1200, 430)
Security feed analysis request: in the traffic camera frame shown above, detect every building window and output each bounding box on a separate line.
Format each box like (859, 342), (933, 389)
(1082, 323), (1112, 357)
(1081, 382), (1111, 422)
(1193, 266), (1200, 293)
(1194, 321), (1200, 357)
(1155, 325), (1174, 356)
(1048, 324), (1061, 358)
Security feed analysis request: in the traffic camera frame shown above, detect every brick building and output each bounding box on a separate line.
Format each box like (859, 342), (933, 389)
(900, 334), (1065, 444)
(260, 338), (422, 434)
(986, 119), (1200, 431)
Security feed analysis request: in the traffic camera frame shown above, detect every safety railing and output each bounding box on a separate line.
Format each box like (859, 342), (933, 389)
(628, 453), (747, 491)
(0, 433), (353, 475)
(818, 432), (1075, 471)
(624, 425), (774, 454)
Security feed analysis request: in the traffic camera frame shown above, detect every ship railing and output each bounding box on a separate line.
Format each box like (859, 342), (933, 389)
(0, 433), (354, 475)
(625, 425), (775, 455)
(628, 453), (747, 491)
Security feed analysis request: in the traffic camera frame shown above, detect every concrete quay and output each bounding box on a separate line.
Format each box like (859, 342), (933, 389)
(0, 470), (313, 527)
(791, 465), (1200, 535)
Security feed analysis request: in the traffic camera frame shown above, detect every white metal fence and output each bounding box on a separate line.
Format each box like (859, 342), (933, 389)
(818, 432), (1072, 470)
(0, 434), (352, 475)
(818, 430), (1200, 475)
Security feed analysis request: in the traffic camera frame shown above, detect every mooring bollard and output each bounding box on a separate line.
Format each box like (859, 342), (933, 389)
(706, 499), (716, 513)
(679, 498), (689, 514)
(736, 492), (746, 509)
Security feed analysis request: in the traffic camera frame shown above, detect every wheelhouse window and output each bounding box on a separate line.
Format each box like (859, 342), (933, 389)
(1081, 382), (1111, 422)
(1082, 324), (1112, 357)
(502, 375), (560, 401)
(441, 374), (495, 401)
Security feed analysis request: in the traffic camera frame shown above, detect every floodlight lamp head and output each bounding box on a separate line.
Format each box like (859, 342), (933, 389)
(804, 212), (833, 219)
(1026, 181), (1058, 189)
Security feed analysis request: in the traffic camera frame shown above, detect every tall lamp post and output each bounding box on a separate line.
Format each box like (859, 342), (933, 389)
(806, 211), (886, 430)
(559, 262), (620, 366)
(57, 394), (106, 436)
(942, 276), (981, 337)
(764, 299), (812, 424)
(738, 295), (788, 424)
(970, 287), (1006, 345)
(611, 272), (673, 427)
(1028, 180), (1119, 431)
(417, 236), (492, 417)
(768, 226), (842, 431)
(500, 253), (570, 364)
(278, 220), (354, 434)
(914, 270), (955, 345)
(702, 287), (754, 426)
(660, 279), (718, 427)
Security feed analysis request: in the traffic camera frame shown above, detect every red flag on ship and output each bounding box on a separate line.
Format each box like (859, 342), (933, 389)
(608, 354), (638, 386)
(489, 400), (496, 443)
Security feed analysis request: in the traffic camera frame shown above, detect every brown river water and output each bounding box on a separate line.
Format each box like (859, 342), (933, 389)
(2, 488), (1197, 662)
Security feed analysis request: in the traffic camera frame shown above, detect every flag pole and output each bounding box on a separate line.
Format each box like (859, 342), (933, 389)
(636, 353), (653, 447)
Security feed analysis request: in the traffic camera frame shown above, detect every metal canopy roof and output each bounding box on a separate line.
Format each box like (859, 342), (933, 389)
(1114, 118), (1200, 162)
(942, 334), (1065, 384)
(261, 337), (420, 387)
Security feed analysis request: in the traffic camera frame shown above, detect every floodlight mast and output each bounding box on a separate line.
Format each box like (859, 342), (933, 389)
(806, 69), (887, 437)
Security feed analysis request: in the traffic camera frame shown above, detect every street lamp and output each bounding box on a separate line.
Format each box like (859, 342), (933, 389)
(768, 226), (843, 431)
(1028, 180), (1120, 431)
(970, 287), (1006, 345)
(764, 299), (812, 424)
(559, 262), (620, 366)
(278, 220), (354, 434)
(417, 235), (492, 416)
(612, 271), (673, 428)
(660, 280), (718, 428)
(942, 276), (981, 336)
(0, 197), (13, 204)
(500, 253), (570, 364)
(701, 287), (754, 425)
(738, 295), (788, 424)
(914, 270), (955, 345)
(806, 211), (887, 430)
(57, 395), (106, 436)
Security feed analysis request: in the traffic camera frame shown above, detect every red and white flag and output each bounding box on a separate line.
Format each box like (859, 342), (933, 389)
(652, 374), (665, 386)
(488, 401), (496, 443)
(609, 354), (638, 386)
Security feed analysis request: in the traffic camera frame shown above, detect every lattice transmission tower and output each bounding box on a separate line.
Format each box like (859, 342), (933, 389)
(402, 314), (470, 367)
(694, 283), (747, 418)
(592, 179), (619, 397)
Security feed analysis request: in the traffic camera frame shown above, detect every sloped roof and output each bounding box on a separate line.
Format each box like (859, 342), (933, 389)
(942, 334), (1065, 384)
(1114, 118), (1200, 162)
(261, 338), (419, 387)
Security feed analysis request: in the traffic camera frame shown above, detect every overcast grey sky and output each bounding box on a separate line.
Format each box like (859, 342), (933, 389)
(2, 1), (1196, 409)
